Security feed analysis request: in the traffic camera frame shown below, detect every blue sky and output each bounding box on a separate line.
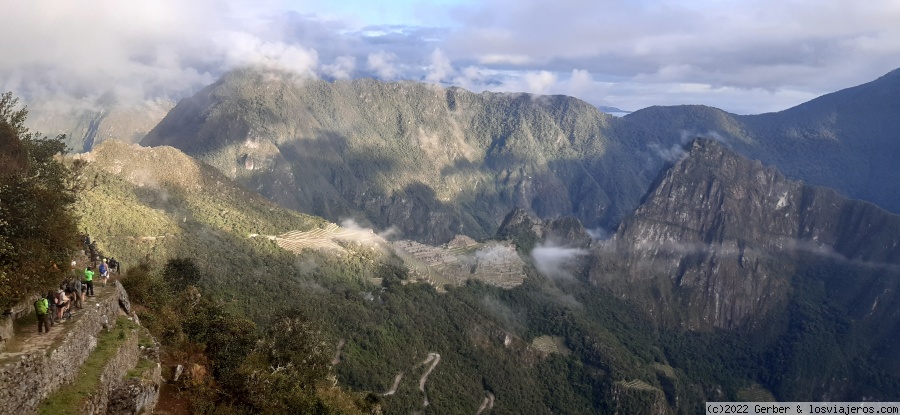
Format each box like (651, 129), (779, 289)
(2, 0), (900, 115)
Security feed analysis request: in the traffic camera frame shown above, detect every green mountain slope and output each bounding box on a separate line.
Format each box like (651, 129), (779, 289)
(72, 139), (731, 414)
(141, 69), (654, 244)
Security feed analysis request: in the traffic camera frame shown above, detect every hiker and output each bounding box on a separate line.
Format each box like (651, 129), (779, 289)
(71, 278), (83, 309)
(47, 291), (58, 326)
(56, 288), (70, 321)
(84, 267), (95, 297)
(109, 257), (120, 274)
(34, 295), (50, 334)
(99, 259), (109, 287)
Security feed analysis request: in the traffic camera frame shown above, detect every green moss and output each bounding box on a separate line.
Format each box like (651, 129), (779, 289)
(37, 317), (136, 415)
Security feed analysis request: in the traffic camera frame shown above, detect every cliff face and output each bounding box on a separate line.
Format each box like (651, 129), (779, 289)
(592, 139), (900, 330)
(623, 68), (900, 216)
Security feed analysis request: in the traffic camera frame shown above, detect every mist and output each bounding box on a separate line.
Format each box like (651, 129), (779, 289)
(530, 242), (588, 280)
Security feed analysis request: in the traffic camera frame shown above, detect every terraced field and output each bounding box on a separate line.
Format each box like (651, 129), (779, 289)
(254, 225), (526, 289)
(530, 335), (571, 355)
(251, 223), (386, 254)
(391, 239), (526, 289)
(617, 379), (659, 392)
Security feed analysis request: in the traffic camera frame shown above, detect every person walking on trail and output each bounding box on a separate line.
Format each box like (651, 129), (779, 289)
(84, 267), (95, 297)
(56, 288), (70, 321)
(99, 260), (109, 287)
(34, 296), (50, 334)
(46, 291), (58, 326)
(72, 278), (83, 309)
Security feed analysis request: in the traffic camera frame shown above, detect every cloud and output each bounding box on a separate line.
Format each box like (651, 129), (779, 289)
(425, 48), (455, 83)
(649, 143), (688, 163)
(217, 32), (319, 76)
(473, 244), (517, 263)
(531, 242), (588, 280)
(4, 0), (900, 118)
(585, 227), (610, 241)
(321, 56), (357, 80)
(367, 51), (401, 80)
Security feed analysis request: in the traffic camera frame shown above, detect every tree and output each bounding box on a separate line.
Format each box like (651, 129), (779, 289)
(239, 315), (333, 414)
(0, 92), (80, 310)
(164, 257), (204, 291)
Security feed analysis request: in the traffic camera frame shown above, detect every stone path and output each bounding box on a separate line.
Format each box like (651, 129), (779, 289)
(0, 283), (117, 362)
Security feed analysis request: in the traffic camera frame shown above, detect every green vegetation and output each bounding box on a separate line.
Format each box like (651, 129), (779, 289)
(37, 317), (137, 415)
(142, 69), (650, 244)
(122, 258), (378, 414)
(0, 92), (81, 310)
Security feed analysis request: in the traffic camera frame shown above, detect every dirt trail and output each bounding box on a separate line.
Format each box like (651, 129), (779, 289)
(382, 372), (404, 396)
(331, 338), (345, 366)
(417, 352), (441, 407)
(475, 391), (495, 415)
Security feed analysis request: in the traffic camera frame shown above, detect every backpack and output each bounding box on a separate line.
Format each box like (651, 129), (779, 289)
(99, 263), (108, 275)
(34, 298), (48, 315)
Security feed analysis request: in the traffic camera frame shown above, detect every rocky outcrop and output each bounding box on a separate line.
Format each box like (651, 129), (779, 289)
(496, 208), (593, 252)
(593, 138), (900, 330)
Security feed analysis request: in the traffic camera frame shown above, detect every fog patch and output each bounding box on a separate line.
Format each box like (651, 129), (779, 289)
(585, 227), (611, 241)
(473, 244), (515, 262)
(480, 295), (526, 334)
(337, 218), (391, 246)
(377, 226), (400, 240)
(295, 256), (320, 274)
(531, 242), (588, 280)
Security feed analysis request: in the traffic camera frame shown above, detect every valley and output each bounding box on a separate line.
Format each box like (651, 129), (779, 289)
(4, 65), (900, 414)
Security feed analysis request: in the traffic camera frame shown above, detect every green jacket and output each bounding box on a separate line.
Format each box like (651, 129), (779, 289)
(34, 298), (48, 315)
(84, 269), (94, 281)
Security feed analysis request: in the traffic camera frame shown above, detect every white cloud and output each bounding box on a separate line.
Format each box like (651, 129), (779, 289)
(523, 71), (557, 95)
(218, 32), (319, 76)
(367, 51), (401, 80)
(425, 48), (455, 83)
(531, 242), (588, 280)
(2, 0), (899, 116)
(321, 56), (357, 80)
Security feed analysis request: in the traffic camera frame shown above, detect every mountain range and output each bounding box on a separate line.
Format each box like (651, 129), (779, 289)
(31, 67), (900, 413)
(136, 67), (900, 246)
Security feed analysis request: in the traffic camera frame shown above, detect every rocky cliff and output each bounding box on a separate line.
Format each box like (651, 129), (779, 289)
(592, 138), (900, 330)
(623, 68), (900, 216)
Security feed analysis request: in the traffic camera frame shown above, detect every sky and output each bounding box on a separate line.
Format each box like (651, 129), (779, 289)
(2, 0), (900, 115)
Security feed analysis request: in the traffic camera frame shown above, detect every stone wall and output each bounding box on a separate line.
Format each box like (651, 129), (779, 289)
(0, 294), (40, 349)
(0, 282), (139, 415)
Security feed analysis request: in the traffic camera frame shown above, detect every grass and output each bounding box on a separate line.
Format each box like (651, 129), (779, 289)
(37, 316), (137, 415)
(127, 326), (158, 378)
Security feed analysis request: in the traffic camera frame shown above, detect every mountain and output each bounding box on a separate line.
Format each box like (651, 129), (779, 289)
(594, 138), (900, 330)
(74, 139), (689, 414)
(141, 68), (658, 244)
(140, 67), (900, 245)
(623, 68), (900, 215)
(77, 137), (900, 412)
(25, 98), (174, 152)
(587, 138), (900, 400)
